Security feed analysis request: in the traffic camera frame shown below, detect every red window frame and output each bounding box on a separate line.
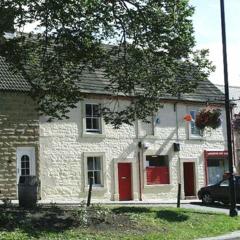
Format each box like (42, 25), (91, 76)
(146, 166), (170, 185)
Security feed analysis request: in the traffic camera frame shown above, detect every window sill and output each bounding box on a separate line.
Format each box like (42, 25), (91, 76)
(82, 132), (106, 138)
(142, 135), (158, 139)
(144, 184), (173, 189)
(188, 134), (203, 140)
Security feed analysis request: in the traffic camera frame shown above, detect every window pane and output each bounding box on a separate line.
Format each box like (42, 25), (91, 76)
(86, 118), (92, 130)
(94, 157), (101, 170)
(220, 180), (229, 186)
(87, 157), (94, 170)
(86, 104), (92, 117)
(21, 169), (26, 175)
(94, 171), (101, 184)
(26, 161), (30, 169)
(26, 169), (30, 175)
(88, 171), (93, 184)
(92, 105), (100, 117)
(92, 118), (100, 130)
(146, 155), (168, 167)
(190, 111), (195, 119)
(21, 155), (29, 162)
(21, 161), (25, 168)
(190, 111), (200, 135)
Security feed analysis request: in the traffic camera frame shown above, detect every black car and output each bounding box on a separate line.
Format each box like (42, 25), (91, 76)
(198, 176), (240, 204)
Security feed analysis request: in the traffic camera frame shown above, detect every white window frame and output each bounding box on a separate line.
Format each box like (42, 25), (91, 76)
(82, 101), (105, 137)
(188, 110), (203, 140)
(87, 156), (102, 186)
(16, 147), (36, 184)
(85, 103), (101, 133)
(83, 152), (106, 191)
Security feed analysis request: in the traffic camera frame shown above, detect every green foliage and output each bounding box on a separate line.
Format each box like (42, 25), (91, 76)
(0, 0), (215, 126)
(73, 203), (111, 226)
(1, 198), (12, 208)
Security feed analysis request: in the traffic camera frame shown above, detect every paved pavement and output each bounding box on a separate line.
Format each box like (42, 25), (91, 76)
(197, 231), (240, 240)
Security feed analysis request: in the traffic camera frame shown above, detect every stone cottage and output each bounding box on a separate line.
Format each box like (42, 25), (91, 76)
(39, 72), (228, 202)
(0, 57), (228, 202)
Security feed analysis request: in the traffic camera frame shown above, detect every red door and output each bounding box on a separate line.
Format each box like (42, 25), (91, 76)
(183, 162), (195, 197)
(118, 163), (132, 201)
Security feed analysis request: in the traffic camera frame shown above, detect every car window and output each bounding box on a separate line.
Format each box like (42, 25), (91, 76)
(236, 178), (240, 185)
(220, 180), (229, 187)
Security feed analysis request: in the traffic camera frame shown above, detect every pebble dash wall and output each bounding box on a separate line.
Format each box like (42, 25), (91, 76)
(40, 98), (227, 202)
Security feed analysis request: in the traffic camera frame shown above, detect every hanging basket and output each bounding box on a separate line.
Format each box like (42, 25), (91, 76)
(195, 107), (221, 131)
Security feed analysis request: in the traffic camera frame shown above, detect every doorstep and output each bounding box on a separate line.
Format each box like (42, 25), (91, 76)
(185, 196), (197, 200)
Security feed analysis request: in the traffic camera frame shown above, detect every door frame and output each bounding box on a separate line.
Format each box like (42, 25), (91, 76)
(16, 146), (36, 184)
(180, 158), (198, 198)
(113, 158), (138, 201)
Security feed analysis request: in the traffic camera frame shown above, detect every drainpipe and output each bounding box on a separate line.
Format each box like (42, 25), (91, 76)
(136, 119), (142, 201)
(174, 102), (181, 207)
(230, 104), (237, 170)
(137, 147), (142, 201)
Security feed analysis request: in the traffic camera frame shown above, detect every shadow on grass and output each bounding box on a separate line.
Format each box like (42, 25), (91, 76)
(156, 210), (189, 222)
(112, 206), (151, 214)
(0, 205), (78, 238)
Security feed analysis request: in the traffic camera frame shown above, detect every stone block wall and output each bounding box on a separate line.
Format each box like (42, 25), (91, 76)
(0, 92), (39, 199)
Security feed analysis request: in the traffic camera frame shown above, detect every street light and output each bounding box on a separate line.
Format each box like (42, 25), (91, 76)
(220, 0), (238, 217)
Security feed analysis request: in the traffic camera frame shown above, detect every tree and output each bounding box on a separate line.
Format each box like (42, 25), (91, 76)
(0, 0), (214, 127)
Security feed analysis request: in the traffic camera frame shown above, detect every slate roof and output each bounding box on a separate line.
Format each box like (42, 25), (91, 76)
(78, 69), (225, 103)
(0, 55), (225, 103)
(0, 56), (31, 91)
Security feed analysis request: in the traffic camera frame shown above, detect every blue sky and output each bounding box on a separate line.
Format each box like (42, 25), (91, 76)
(190, 0), (240, 86)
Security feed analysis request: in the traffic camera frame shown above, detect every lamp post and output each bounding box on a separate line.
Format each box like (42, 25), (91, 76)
(220, 0), (238, 217)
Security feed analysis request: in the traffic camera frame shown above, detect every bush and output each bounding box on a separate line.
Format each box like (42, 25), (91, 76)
(73, 203), (111, 227)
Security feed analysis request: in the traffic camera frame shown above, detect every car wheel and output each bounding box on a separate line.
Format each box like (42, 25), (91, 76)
(202, 192), (213, 204)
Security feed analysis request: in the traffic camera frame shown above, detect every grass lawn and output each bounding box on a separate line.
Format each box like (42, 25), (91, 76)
(0, 205), (240, 240)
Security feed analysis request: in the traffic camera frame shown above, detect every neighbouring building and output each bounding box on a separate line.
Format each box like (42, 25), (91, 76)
(0, 56), (229, 202)
(216, 85), (240, 173)
(0, 56), (39, 200)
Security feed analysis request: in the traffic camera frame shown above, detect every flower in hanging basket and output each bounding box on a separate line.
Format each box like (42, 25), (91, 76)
(195, 107), (221, 131)
(184, 114), (192, 122)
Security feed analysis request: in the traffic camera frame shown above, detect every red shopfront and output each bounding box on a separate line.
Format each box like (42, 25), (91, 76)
(204, 150), (229, 185)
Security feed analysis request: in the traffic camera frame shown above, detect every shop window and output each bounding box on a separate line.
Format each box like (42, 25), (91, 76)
(207, 158), (228, 185)
(146, 155), (170, 185)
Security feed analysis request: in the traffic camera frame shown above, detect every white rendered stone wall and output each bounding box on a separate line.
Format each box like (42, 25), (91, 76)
(39, 98), (227, 201)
